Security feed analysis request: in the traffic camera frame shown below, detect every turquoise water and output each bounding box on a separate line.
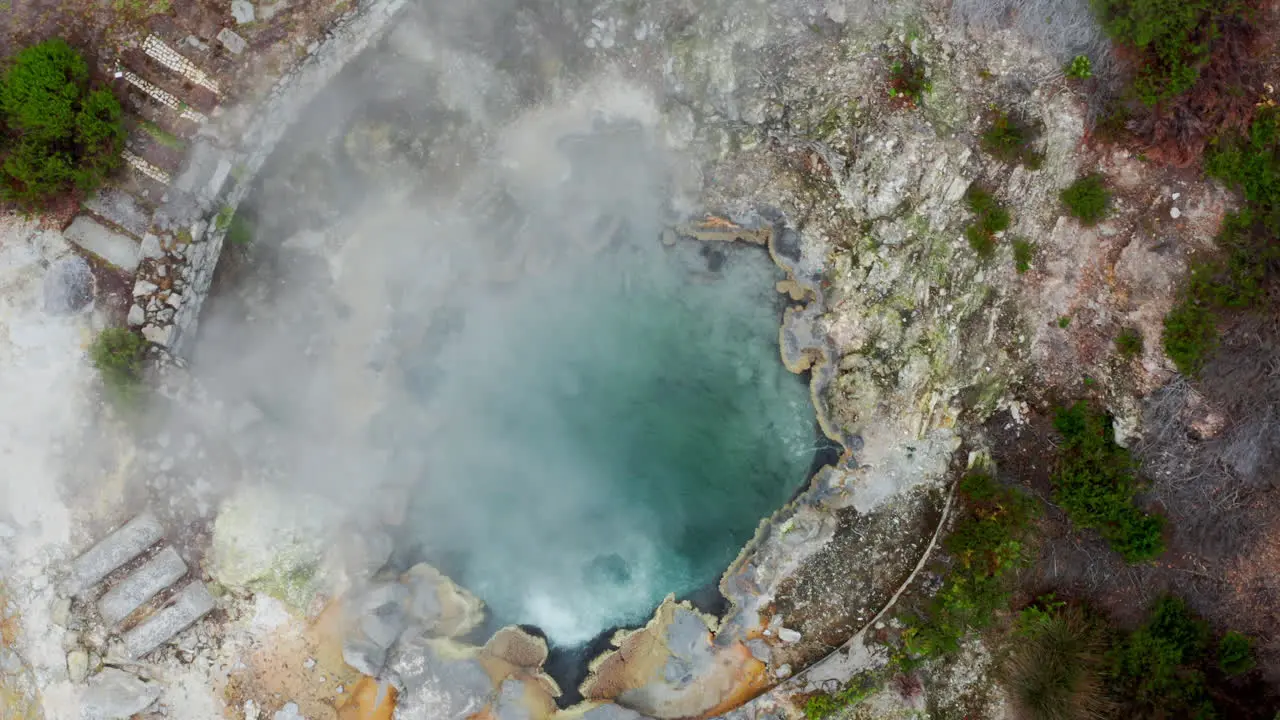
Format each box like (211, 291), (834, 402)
(400, 235), (816, 645)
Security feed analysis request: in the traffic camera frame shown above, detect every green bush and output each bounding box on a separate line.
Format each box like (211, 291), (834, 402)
(802, 675), (877, 719)
(88, 327), (147, 402)
(1115, 327), (1144, 358)
(964, 185), (1012, 258)
(1217, 630), (1256, 676)
(1065, 54), (1094, 80)
(0, 39), (124, 207)
(981, 110), (1045, 168)
(1005, 601), (1112, 720)
(1061, 174), (1111, 225)
(1013, 238), (1035, 273)
(900, 471), (1038, 664)
(1091, 0), (1242, 105)
(1162, 299), (1217, 376)
(887, 55), (931, 107)
(1110, 596), (1214, 716)
(1052, 402), (1165, 562)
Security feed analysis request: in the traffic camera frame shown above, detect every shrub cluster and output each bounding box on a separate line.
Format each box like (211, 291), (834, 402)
(0, 39), (124, 208)
(1217, 630), (1256, 676)
(1162, 107), (1280, 375)
(802, 674), (877, 719)
(1115, 327), (1144, 358)
(963, 185), (1011, 258)
(88, 327), (146, 404)
(1051, 402), (1165, 562)
(1092, 0), (1264, 164)
(1065, 54), (1093, 80)
(1012, 238), (1035, 274)
(1110, 596), (1216, 717)
(887, 54), (931, 107)
(981, 109), (1045, 169)
(899, 471), (1038, 665)
(1060, 174), (1111, 225)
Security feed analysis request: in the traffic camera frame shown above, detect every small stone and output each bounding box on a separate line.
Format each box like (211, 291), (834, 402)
(773, 663), (791, 678)
(218, 28), (248, 55)
(307, 41), (319, 53)
(1170, 206), (1182, 219)
(231, 0), (255, 23)
(167, 292), (183, 308)
(777, 627), (802, 643)
(133, 280), (159, 297)
(157, 265), (167, 278)
(67, 650), (89, 683)
(273, 702), (305, 720)
(140, 234), (162, 259)
(51, 597), (72, 627)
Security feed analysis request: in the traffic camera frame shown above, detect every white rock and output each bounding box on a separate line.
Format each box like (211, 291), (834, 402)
(51, 597), (72, 627)
(273, 701), (306, 720)
(142, 324), (173, 347)
(231, 0), (255, 23)
(127, 304), (145, 326)
(80, 668), (161, 718)
(1170, 206), (1182, 219)
(67, 650), (89, 683)
(777, 627), (802, 643)
(167, 292), (183, 308)
(132, 280), (159, 297)
(218, 28), (248, 55)
(140, 234), (162, 259)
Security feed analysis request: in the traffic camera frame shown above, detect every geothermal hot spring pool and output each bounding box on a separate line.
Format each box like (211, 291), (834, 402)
(395, 231), (819, 647)
(221, 101), (823, 681)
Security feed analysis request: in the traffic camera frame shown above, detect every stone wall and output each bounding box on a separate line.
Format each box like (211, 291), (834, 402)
(127, 0), (409, 357)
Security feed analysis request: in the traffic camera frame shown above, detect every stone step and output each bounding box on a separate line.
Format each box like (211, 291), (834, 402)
(121, 582), (216, 659)
(64, 215), (144, 274)
(124, 122), (187, 174)
(83, 187), (155, 240)
(141, 34), (221, 95)
(98, 547), (188, 626)
(120, 49), (218, 114)
(123, 150), (173, 186)
(67, 513), (164, 596)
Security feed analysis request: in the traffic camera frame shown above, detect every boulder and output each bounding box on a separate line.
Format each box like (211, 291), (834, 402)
(209, 484), (341, 613)
(79, 668), (161, 719)
(387, 634), (494, 720)
(401, 563), (484, 638)
(342, 582), (410, 676)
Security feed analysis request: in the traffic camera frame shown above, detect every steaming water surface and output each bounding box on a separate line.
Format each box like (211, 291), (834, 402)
(397, 233), (815, 645)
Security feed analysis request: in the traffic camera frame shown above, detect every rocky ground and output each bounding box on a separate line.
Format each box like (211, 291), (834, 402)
(0, 0), (1266, 718)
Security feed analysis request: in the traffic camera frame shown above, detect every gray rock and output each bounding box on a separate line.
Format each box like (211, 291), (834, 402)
(776, 627), (801, 643)
(273, 702), (306, 720)
(63, 216), (141, 273)
(207, 159), (233, 201)
(127, 304), (145, 327)
(580, 704), (651, 720)
(133, 280), (159, 297)
(140, 234), (163, 259)
(341, 635), (388, 678)
(231, 0), (255, 23)
(120, 582), (215, 658)
(67, 513), (164, 595)
(98, 547), (188, 626)
(357, 583), (409, 648)
(80, 668), (160, 719)
(43, 256), (95, 315)
(51, 597), (72, 627)
(67, 649), (89, 683)
(142, 324), (173, 347)
(387, 633), (494, 720)
(166, 292), (183, 308)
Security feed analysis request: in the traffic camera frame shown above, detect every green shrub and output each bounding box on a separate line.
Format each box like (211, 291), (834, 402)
(964, 185), (1012, 258)
(88, 327), (147, 403)
(1013, 238), (1035, 273)
(1091, 0), (1242, 105)
(1061, 174), (1111, 225)
(0, 39), (124, 207)
(1217, 630), (1256, 676)
(1005, 602), (1112, 720)
(1115, 328), (1144, 358)
(1065, 55), (1094, 80)
(802, 674), (877, 719)
(1052, 402), (1165, 562)
(900, 471), (1038, 664)
(981, 110), (1045, 168)
(1058, 315), (1072, 328)
(1162, 299), (1217, 376)
(227, 213), (253, 246)
(1110, 596), (1214, 715)
(887, 55), (931, 107)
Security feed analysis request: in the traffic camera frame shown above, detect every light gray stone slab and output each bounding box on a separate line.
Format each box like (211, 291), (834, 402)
(207, 159), (233, 201)
(98, 547), (188, 626)
(67, 513), (164, 595)
(217, 28), (247, 55)
(121, 582), (215, 658)
(63, 216), (142, 273)
(83, 188), (151, 238)
(231, 0), (255, 23)
(80, 668), (161, 719)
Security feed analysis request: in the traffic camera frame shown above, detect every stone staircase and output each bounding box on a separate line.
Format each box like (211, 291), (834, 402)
(67, 31), (237, 283)
(65, 512), (216, 659)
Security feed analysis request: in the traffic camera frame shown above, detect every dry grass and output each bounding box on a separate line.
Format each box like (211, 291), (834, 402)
(1001, 605), (1114, 720)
